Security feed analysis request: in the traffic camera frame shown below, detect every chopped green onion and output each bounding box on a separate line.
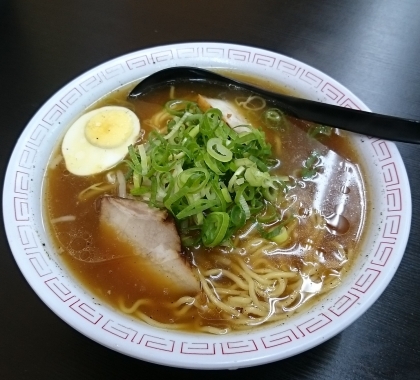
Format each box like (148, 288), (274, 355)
(203, 152), (225, 175)
(149, 176), (158, 207)
(220, 186), (232, 203)
(228, 166), (245, 192)
(308, 124), (332, 138)
(230, 204), (246, 228)
(138, 144), (148, 175)
(244, 167), (271, 187)
(164, 112), (191, 140)
(176, 199), (219, 219)
(234, 158), (255, 167)
(271, 226), (288, 244)
(263, 108), (289, 130)
(202, 212), (230, 247)
(238, 195), (251, 220)
(302, 151), (321, 179)
(257, 203), (278, 223)
(125, 96), (291, 248)
(177, 168), (210, 193)
(207, 137), (233, 162)
(133, 172), (141, 189)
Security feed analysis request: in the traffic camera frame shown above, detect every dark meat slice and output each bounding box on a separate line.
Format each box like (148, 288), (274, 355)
(99, 197), (200, 294)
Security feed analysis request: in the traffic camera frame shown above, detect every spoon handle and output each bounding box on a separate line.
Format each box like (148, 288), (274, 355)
(129, 67), (420, 144)
(267, 92), (420, 144)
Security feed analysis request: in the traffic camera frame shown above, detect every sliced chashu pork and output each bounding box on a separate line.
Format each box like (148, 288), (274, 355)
(99, 197), (200, 294)
(197, 94), (251, 133)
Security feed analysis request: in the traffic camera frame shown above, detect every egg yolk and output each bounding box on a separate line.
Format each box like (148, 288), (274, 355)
(85, 110), (134, 148)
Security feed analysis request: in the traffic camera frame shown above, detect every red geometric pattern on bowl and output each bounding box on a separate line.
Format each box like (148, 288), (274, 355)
(18, 146), (37, 169)
(126, 55), (149, 70)
(261, 329), (301, 348)
(102, 64), (125, 80)
(102, 320), (139, 341)
(27, 253), (52, 277)
(135, 334), (175, 352)
(69, 300), (103, 324)
(14, 198), (29, 221)
(45, 278), (76, 302)
(181, 342), (216, 355)
(297, 313), (333, 335)
(382, 162), (400, 187)
(151, 50), (173, 63)
(386, 188), (402, 212)
(18, 225), (37, 250)
(228, 49), (251, 62)
(201, 47), (225, 58)
(372, 140), (392, 161)
(80, 75), (103, 92)
(352, 268), (381, 293)
(339, 98), (361, 109)
(277, 60), (302, 76)
(29, 125), (49, 147)
(42, 104), (65, 126)
(221, 340), (258, 354)
(299, 70), (323, 88)
(60, 88), (83, 108)
(383, 215), (401, 239)
(14, 171), (30, 194)
(253, 53), (276, 67)
(371, 242), (394, 267)
(328, 292), (360, 316)
(321, 82), (345, 102)
(176, 47), (199, 59)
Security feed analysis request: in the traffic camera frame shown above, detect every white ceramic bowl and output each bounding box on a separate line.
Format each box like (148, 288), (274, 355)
(2, 43), (411, 369)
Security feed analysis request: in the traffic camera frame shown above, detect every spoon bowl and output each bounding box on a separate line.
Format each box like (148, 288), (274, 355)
(129, 66), (420, 144)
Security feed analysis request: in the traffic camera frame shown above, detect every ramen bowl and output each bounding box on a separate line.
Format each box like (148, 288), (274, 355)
(2, 42), (411, 369)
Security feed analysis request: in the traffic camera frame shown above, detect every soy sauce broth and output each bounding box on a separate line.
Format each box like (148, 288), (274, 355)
(44, 76), (369, 332)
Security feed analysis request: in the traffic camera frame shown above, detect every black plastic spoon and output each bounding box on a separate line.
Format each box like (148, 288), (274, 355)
(128, 66), (420, 144)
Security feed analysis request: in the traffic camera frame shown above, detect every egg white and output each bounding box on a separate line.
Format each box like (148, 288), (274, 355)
(62, 106), (140, 176)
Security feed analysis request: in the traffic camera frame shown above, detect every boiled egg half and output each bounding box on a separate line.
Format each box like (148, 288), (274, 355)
(62, 106), (140, 176)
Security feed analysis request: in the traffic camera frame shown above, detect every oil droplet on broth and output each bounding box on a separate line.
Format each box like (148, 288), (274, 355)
(340, 185), (350, 194)
(325, 213), (350, 235)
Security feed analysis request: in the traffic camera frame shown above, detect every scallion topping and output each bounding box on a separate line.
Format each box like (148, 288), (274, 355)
(126, 98), (290, 247)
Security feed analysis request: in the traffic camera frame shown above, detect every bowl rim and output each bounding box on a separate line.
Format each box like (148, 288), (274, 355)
(2, 42), (412, 369)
